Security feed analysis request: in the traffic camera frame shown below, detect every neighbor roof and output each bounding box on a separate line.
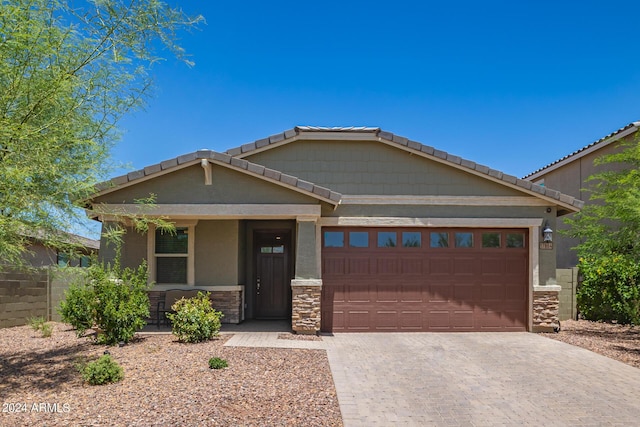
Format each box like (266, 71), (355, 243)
(524, 121), (640, 180)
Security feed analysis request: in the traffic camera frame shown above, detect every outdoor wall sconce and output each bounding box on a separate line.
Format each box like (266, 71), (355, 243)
(542, 222), (553, 243)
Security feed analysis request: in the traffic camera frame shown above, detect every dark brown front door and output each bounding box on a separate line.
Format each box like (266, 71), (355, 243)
(255, 231), (290, 319)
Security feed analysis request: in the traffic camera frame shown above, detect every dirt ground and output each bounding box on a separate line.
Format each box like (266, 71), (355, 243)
(542, 319), (640, 369)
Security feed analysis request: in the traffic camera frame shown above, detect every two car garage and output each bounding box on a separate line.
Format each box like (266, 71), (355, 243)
(321, 227), (529, 332)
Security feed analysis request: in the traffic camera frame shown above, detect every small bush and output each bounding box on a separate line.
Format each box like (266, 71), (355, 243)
(167, 292), (223, 343)
(28, 316), (53, 338)
(80, 355), (124, 385)
(58, 261), (150, 344)
(40, 323), (53, 338)
(59, 283), (95, 337)
(208, 357), (228, 369)
(28, 316), (46, 332)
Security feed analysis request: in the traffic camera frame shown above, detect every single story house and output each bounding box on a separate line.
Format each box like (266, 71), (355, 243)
(524, 121), (640, 269)
(86, 127), (583, 333)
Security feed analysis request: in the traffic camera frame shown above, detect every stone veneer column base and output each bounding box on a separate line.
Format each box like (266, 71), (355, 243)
(291, 279), (322, 335)
(533, 285), (561, 333)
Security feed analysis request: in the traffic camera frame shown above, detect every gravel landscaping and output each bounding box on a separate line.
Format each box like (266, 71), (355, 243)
(0, 323), (342, 426)
(542, 319), (640, 369)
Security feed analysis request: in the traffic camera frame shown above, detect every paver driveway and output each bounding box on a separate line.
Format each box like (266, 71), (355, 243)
(323, 332), (640, 426)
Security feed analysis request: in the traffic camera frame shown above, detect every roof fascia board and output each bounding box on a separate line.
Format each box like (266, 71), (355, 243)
(526, 124), (639, 181)
(89, 203), (321, 220)
(372, 136), (581, 214)
(319, 216), (543, 228)
(340, 195), (550, 206)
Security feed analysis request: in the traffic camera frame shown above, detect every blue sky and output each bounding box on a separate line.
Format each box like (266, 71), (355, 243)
(111, 1), (638, 190)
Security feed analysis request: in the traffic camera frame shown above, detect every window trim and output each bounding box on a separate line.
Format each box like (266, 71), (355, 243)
(148, 222), (196, 286)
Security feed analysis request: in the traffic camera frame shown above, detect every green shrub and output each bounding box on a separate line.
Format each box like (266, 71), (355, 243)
(167, 292), (223, 343)
(80, 355), (124, 385)
(28, 316), (46, 332)
(58, 261), (150, 345)
(40, 323), (53, 338)
(59, 283), (95, 337)
(578, 254), (640, 324)
(28, 316), (53, 338)
(90, 261), (150, 345)
(208, 357), (228, 369)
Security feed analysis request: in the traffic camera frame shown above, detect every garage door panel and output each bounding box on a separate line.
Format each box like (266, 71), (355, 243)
(429, 283), (452, 302)
(346, 311), (371, 330)
(347, 285), (371, 302)
(376, 285), (399, 302)
(481, 258), (504, 275)
(401, 258), (426, 275)
(480, 283), (505, 301)
(453, 283), (474, 301)
(430, 258), (453, 275)
(323, 257), (345, 276)
(322, 227), (528, 332)
(399, 284), (422, 302)
(400, 311), (423, 329)
(453, 257), (476, 275)
(348, 258), (371, 275)
(375, 311), (398, 330)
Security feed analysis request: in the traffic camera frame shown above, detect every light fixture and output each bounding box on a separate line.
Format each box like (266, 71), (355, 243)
(542, 221), (553, 243)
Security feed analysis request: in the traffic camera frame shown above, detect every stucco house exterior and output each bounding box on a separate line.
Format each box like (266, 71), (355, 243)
(524, 121), (640, 269)
(86, 126), (583, 333)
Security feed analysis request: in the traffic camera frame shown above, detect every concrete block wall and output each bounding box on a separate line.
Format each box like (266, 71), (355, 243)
(0, 269), (49, 328)
(557, 268), (578, 321)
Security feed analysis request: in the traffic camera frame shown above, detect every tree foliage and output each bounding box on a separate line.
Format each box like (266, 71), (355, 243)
(564, 133), (640, 323)
(0, 0), (202, 265)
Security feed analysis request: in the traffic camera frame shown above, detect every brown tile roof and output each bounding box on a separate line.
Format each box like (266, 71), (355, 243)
(523, 121), (640, 180)
(93, 126), (584, 213)
(226, 126), (584, 212)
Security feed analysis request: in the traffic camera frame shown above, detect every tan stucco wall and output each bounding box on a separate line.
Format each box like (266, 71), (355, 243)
(246, 139), (526, 197)
(194, 220), (240, 286)
(95, 164), (320, 205)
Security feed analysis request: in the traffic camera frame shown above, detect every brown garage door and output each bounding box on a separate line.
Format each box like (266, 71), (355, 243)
(321, 228), (528, 332)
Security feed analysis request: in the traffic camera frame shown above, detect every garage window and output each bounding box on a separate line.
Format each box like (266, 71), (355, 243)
(506, 233), (525, 248)
(482, 233), (501, 248)
(349, 232), (369, 248)
(430, 232), (449, 248)
(377, 232), (397, 247)
(455, 232), (473, 248)
(324, 231), (344, 248)
(402, 232), (421, 247)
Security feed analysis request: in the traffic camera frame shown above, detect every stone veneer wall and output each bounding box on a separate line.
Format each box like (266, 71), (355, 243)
(533, 287), (560, 332)
(148, 289), (243, 325)
(291, 279), (322, 334)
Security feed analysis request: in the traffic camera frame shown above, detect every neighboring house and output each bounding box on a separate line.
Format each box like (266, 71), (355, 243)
(524, 121), (640, 269)
(20, 231), (99, 268)
(86, 126), (583, 333)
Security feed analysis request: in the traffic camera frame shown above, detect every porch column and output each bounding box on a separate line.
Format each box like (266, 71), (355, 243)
(292, 217), (322, 334)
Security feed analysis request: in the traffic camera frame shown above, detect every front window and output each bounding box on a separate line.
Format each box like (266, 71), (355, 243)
(155, 227), (189, 284)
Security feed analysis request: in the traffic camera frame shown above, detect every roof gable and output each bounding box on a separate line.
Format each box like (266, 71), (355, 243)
(227, 126), (584, 214)
(91, 150), (341, 206)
